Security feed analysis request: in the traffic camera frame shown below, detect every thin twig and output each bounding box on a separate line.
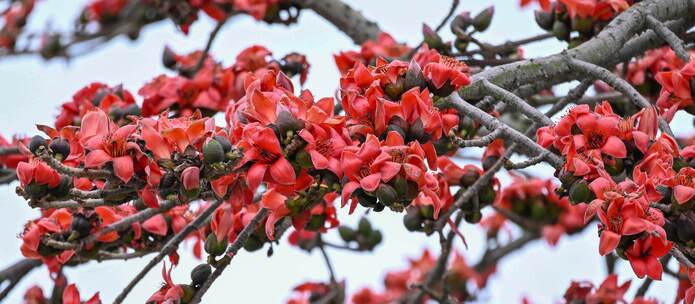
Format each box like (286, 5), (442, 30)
(189, 18), (229, 75)
(481, 79), (554, 126)
(318, 236), (337, 284)
(189, 208), (269, 304)
(112, 199), (224, 304)
(449, 129), (501, 148)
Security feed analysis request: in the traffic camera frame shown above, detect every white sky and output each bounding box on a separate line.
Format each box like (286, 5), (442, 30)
(0, 0), (688, 303)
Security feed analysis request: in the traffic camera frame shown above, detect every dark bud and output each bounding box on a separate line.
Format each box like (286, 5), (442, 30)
(464, 210), (482, 223)
(454, 38), (470, 53)
(384, 77), (406, 100)
(460, 170), (480, 187)
(203, 139), (225, 164)
(180, 285), (195, 303)
(91, 89), (108, 106)
(28, 135), (47, 154)
(404, 61), (425, 90)
(70, 214), (91, 240)
(375, 184), (398, 206)
(204, 233), (228, 257)
(552, 20), (570, 41)
(190, 264), (212, 287)
(676, 211), (695, 242)
(422, 24), (444, 50)
(656, 185), (672, 199)
(472, 6), (494, 32)
(419, 205), (435, 219)
(571, 16), (593, 35)
(482, 156), (499, 171)
(243, 235), (265, 252)
(357, 191), (377, 208)
(403, 207), (424, 232)
(122, 104), (141, 118)
(212, 135), (232, 153)
(338, 226), (356, 242)
(366, 230), (383, 249)
(358, 218), (373, 236)
(673, 157), (688, 172)
(569, 179), (593, 204)
(276, 110), (304, 135)
(162, 47), (178, 69)
(408, 119), (426, 143)
(373, 203), (386, 212)
(450, 12), (473, 34)
(390, 175), (409, 197)
(604, 157), (624, 176)
(49, 138), (70, 160)
(534, 10), (554, 30)
(25, 182), (48, 200)
(478, 184), (496, 205)
(306, 214), (325, 231)
(48, 175), (72, 199)
(386, 124), (407, 141)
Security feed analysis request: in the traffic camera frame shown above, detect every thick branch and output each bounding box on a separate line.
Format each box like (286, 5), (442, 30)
(292, 0), (382, 44)
(645, 15), (691, 62)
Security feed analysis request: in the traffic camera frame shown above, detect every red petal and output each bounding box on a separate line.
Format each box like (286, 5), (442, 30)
(112, 156), (134, 183)
(599, 230), (620, 255)
(360, 173), (382, 192)
(269, 157), (296, 185)
(143, 214), (168, 236)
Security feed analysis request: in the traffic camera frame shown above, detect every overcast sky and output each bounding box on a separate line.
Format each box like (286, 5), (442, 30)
(0, 1), (688, 303)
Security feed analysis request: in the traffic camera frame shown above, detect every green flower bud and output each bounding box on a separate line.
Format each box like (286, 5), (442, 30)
(212, 135), (232, 153)
(25, 182), (48, 200)
(375, 184), (398, 206)
(70, 214), (91, 240)
(243, 235), (265, 252)
(204, 233), (228, 257)
(552, 20), (569, 41)
(367, 230), (383, 249)
(534, 10), (554, 30)
(472, 6), (494, 32)
(571, 16), (593, 34)
(478, 184), (496, 205)
(403, 207), (423, 232)
(419, 205), (435, 219)
(48, 175), (72, 199)
(295, 149), (313, 168)
(358, 218), (372, 236)
(338, 226), (356, 242)
(162, 47), (178, 69)
(180, 284), (195, 303)
(569, 180), (593, 204)
(464, 210), (482, 223)
(203, 139), (225, 165)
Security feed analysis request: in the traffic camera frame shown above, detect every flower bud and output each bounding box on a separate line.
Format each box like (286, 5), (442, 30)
(276, 110), (304, 135)
(204, 233), (228, 257)
(460, 170), (480, 187)
(243, 235), (265, 252)
(25, 182), (48, 200)
(422, 24), (444, 50)
(384, 77), (406, 100)
(28, 135), (47, 154)
(375, 183), (398, 206)
(571, 16), (593, 35)
(357, 191), (377, 208)
(454, 38), (470, 53)
(403, 207), (423, 231)
(48, 175), (72, 199)
(306, 214), (325, 231)
(569, 180), (593, 204)
(49, 138), (70, 160)
(656, 185), (672, 199)
(552, 20), (570, 41)
(366, 230), (383, 250)
(419, 205), (435, 219)
(212, 135), (232, 153)
(190, 264), (212, 287)
(464, 210), (482, 223)
(358, 218), (373, 236)
(162, 46), (178, 69)
(180, 284), (195, 303)
(389, 175), (409, 197)
(472, 6), (494, 32)
(386, 124), (407, 142)
(408, 119), (426, 143)
(70, 214), (91, 240)
(122, 104), (141, 118)
(534, 10), (554, 30)
(450, 12), (473, 34)
(478, 184), (496, 205)
(404, 61), (425, 90)
(338, 226), (356, 242)
(482, 156), (498, 171)
(203, 139), (225, 164)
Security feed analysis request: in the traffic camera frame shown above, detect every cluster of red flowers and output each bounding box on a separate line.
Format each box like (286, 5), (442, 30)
(333, 33), (411, 74)
(349, 249), (492, 303)
(0, 0), (35, 50)
(559, 274), (657, 304)
(495, 178), (586, 245)
(537, 98), (695, 282)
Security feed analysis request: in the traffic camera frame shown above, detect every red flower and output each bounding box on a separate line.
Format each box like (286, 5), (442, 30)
(62, 284), (101, 304)
(16, 159), (60, 188)
(81, 110), (139, 183)
(298, 123), (350, 177)
(260, 188), (289, 240)
(341, 134), (401, 213)
(667, 167), (695, 204)
(655, 59), (695, 121)
(624, 235), (672, 280)
(237, 123), (296, 192)
(147, 263), (184, 304)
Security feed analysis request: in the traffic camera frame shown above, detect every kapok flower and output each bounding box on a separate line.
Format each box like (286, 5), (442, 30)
(655, 59), (695, 121)
(147, 263), (185, 304)
(667, 167), (695, 204)
(80, 109), (140, 183)
(62, 283), (101, 304)
(298, 123), (350, 177)
(237, 123), (296, 192)
(624, 234), (672, 280)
